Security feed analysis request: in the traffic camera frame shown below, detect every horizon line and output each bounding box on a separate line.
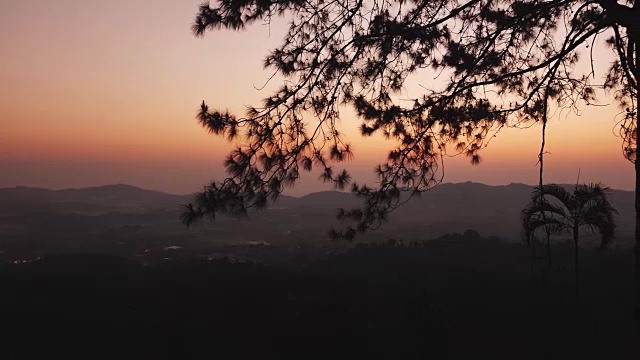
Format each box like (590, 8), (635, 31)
(1, 181), (633, 197)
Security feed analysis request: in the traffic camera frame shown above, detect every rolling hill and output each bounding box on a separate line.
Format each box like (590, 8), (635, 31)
(0, 182), (633, 262)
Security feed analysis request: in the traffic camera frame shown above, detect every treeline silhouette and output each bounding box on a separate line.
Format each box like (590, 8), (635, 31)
(0, 236), (634, 359)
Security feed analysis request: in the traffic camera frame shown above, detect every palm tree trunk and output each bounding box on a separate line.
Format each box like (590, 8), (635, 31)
(573, 227), (580, 302)
(530, 236), (537, 274)
(546, 233), (552, 272)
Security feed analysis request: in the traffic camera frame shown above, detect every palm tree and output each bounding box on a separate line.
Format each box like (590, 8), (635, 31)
(521, 183), (618, 299)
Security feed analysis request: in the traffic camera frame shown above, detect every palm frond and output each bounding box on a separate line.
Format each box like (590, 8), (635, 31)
(532, 184), (577, 211)
(581, 200), (617, 249)
(523, 182), (618, 250)
(522, 217), (566, 243)
(521, 197), (570, 223)
(520, 197), (570, 245)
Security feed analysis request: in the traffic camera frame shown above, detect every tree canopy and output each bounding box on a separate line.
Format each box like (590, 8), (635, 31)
(183, 0), (639, 239)
(521, 183), (618, 250)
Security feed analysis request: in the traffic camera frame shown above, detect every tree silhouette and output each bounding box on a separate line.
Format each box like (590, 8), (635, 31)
(182, 0), (639, 323)
(521, 183), (617, 298)
(463, 229), (481, 240)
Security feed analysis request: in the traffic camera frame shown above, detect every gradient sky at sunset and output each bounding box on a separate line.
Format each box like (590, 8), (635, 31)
(1, 0), (634, 195)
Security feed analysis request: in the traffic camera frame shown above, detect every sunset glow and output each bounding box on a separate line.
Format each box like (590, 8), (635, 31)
(1, 0), (634, 195)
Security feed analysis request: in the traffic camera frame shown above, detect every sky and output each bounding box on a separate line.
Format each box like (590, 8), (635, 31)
(0, 0), (634, 195)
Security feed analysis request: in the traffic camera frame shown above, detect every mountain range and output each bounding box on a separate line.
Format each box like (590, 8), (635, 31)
(0, 182), (634, 262)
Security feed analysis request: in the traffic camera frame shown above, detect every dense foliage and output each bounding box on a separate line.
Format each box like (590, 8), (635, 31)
(183, 0), (639, 238)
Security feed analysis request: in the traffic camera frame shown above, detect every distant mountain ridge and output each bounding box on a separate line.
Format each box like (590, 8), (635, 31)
(7, 183), (165, 195)
(274, 182), (633, 244)
(1, 181), (630, 200)
(0, 182), (633, 243)
(0, 184), (191, 216)
(0, 182), (634, 263)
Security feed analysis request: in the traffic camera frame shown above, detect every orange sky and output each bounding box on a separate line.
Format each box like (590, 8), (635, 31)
(0, 0), (634, 195)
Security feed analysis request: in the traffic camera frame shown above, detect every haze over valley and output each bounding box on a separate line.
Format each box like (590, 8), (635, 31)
(0, 182), (633, 264)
